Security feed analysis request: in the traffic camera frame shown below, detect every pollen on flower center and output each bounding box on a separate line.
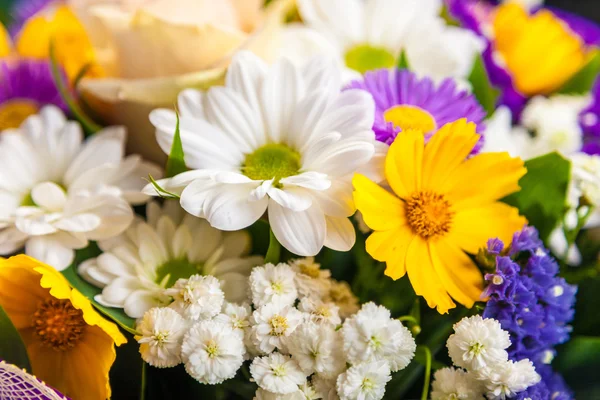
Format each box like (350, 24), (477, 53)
(405, 191), (454, 239)
(468, 342), (485, 357)
(269, 315), (289, 336)
(32, 298), (86, 351)
(361, 377), (375, 391)
(206, 340), (220, 359)
(0, 99), (39, 131)
(241, 143), (301, 184)
(344, 44), (396, 74)
(383, 105), (437, 133)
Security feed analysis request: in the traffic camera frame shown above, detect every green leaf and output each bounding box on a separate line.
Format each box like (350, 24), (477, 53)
(467, 54), (500, 117)
(0, 304), (31, 371)
(147, 174), (180, 199)
(165, 114), (187, 178)
(397, 50), (410, 70)
(555, 336), (600, 399)
(62, 244), (137, 334)
(503, 152), (571, 241)
(558, 50), (600, 95)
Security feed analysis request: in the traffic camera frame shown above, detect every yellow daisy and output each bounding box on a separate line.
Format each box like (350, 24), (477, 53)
(493, 2), (589, 96)
(353, 120), (527, 314)
(0, 255), (127, 400)
(0, 22), (10, 57)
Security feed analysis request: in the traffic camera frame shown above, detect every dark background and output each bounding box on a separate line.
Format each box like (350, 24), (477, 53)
(547, 0), (600, 22)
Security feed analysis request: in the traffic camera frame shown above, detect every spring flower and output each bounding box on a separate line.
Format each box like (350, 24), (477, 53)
(298, 297), (342, 327)
(251, 302), (304, 354)
(165, 275), (224, 321)
(287, 321), (346, 378)
(147, 51), (380, 257)
(447, 315), (511, 371)
(214, 302), (252, 338)
(342, 303), (416, 372)
(430, 367), (483, 400)
(477, 359), (541, 400)
(346, 69), (486, 147)
(290, 257), (332, 299)
(0, 60), (66, 131)
(78, 200), (261, 318)
(0, 106), (160, 270)
(327, 279), (360, 318)
(353, 120), (526, 313)
(250, 263), (298, 307)
(0, 255), (126, 400)
(250, 352), (308, 394)
(336, 360), (391, 400)
(136, 307), (188, 368)
(181, 320), (245, 384)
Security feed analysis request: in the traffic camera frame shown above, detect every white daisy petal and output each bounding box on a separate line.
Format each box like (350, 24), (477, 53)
(268, 201), (326, 257)
(267, 187), (313, 212)
(30, 182), (67, 212)
(324, 216), (356, 251)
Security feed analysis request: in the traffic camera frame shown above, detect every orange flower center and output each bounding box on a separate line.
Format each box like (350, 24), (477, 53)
(0, 99), (39, 131)
(32, 298), (86, 351)
(405, 191), (454, 239)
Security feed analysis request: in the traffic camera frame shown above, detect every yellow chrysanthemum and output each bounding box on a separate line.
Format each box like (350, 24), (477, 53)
(493, 2), (589, 96)
(0, 22), (10, 57)
(0, 255), (127, 400)
(16, 5), (103, 80)
(353, 120), (527, 314)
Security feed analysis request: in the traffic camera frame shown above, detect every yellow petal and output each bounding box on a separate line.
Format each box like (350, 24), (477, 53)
(385, 129), (424, 199)
(405, 236), (455, 314)
(0, 266), (46, 329)
(429, 239), (483, 308)
(443, 152), (526, 210)
(447, 202), (527, 254)
(365, 225), (414, 280)
(352, 173), (405, 231)
(421, 119), (480, 190)
(0, 22), (11, 57)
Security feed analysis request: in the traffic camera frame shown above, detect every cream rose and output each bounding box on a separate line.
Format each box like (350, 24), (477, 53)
(70, 0), (292, 163)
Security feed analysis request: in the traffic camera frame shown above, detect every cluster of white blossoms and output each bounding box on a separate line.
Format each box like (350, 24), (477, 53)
(431, 315), (541, 400)
(135, 258), (416, 400)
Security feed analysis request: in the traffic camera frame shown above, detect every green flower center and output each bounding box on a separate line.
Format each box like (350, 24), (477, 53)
(469, 342), (485, 356)
(155, 258), (201, 288)
(206, 340), (220, 359)
(241, 143), (301, 184)
(345, 44), (396, 74)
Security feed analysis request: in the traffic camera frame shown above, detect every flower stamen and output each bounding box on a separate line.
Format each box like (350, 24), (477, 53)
(32, 298), (86, 351)
(405, 191), (454, 239)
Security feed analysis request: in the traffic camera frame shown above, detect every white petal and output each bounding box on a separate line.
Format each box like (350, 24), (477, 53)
(267, 186), (313, 212)
(0, 227), (28, 254)
(304, 138), (375, 177)
(356, 140), (388, 183)
(312, 179), (355, 217)
(250, 179), (273, 201)
(30, 182), (67, 212)
(137, 222), (169, 266)
(221, 230), (251, 258)
(54, 213), (102, 232)
(178, 89), (205, 119)
(217, 271), (251, 304)
(297, 0), (364, 47)
(280, 172), (331, 191)
(185, 217), (222, 262)
(268, 201), (326, 256)
(315, 89), (376, 140)
(172, 225), (193, 260)
(324, 216), (356, 251)
(102, 277), (142, 307)
(25, 235), (76, 270)
(226, 51), (268, 124)
(15, 213), (58, 236)
(124, 290), (163, 319)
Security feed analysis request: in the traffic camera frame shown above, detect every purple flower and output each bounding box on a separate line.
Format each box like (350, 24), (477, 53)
(0, 59), (66, 130)
(580, 78), (600, 155)
(345, 69), (486, 151)
(0, 359), (69, 399)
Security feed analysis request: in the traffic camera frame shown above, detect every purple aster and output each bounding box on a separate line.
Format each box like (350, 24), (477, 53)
(580, 78), (600, 155)
(8, 0), (55, 37)
(0, 59), (66, 131)
(345, 69), (486, 151)
(482, 226), (577, 400)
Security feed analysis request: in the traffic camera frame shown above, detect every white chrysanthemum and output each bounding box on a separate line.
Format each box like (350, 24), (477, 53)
(136, 307), (188, 368)
(292, 0), (483, 83)
(146, 51), (382, 257)
(250, 353), (308, 395)
(326, 280), (359, 318)
(430, 367), (483, 400)
(290, 257), (331, 299)
(342, 302), (416, 372)
(214, 302), (252, 337)
(298, 297), (342, 327)
(287, 321), (345, 378)
(181, 320), (245, 384)
(477, 359), (541, 400)
(251, 302), (304, 354)
(312, 375), (340, 400)
(253, 388), (304, 400)
(250, 263), (298, 307)
(336, 361), (391, 400)
(79, 200), (262, 318)
(447, 316), (511, 372)
(0, 106), (161, 269)
(165, 275), (225, 321)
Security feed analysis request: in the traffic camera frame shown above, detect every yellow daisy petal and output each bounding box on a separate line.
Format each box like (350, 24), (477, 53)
(366, 225), (414, 280)
(385, 129), (424, 199)
(353, 173), (405, 231)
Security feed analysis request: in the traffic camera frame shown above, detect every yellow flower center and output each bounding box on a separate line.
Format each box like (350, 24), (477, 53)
(206, 340), (220, 359)
(315, 305), (332, 318)
(0, 100), (39, 131)
(405, 191), (454, 239)
(32, 298), (86, 351)
(269, 315), (289, 336)
(383, 105), (437, 133)
(345, 44), (396, 74)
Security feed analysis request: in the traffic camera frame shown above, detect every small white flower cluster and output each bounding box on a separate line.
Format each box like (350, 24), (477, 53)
(431, 315), (541, 400)
(135, 259), (416, 399)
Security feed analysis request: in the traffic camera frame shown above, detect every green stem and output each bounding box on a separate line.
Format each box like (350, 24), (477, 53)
(140, 361), (147, 400)
(264, 229), (281, 264)
(398, 315), (419, 325)
(420, 346), (432, 400)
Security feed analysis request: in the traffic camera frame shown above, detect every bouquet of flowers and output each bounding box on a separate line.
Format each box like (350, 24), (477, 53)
(0, 0), (599, 399)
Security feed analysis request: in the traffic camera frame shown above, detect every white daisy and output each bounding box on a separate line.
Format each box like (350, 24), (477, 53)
(165, 275), (224, 321)
(430, 367), (483, 400)
(294, 0), (483, 83)
(477, 359), (541, 400)
(447, 316), (511, 372)
(181, 320), (245, 384)
(250, 263), (298, 307)
(342, 302), (416, 372)
(336, 360), (391, 400)
(251, 302), (304, 354)
(290, 257), (331, 299)
(298, 297), (342, 327)
(136, 307), (188, 368)
(0, 106), (160, 269)
(146, 51), (380, 257)
(287, 321), (346, 378)
(78, 200), (262, 318)
(250, 352), (308, 395)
